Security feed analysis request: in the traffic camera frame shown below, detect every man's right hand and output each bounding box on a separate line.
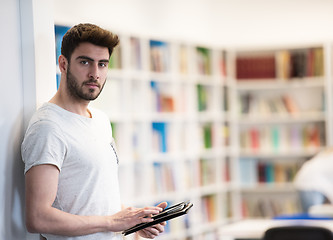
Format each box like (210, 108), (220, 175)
(107, 206), (163, 232)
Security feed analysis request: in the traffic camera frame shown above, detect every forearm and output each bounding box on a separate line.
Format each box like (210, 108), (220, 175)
(26, 205), (162, 237)
(26, 206), (113, 236)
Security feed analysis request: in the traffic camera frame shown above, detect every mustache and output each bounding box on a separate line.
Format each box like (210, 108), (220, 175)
(83, 79), (101, 88)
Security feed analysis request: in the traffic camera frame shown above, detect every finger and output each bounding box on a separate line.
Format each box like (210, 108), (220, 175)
(138, 208), (161, 217)
(156, 202), (168, 210)
(140, 229), (156, 239)
(152, 223), (165, 233)
(144, 227), (160, 236)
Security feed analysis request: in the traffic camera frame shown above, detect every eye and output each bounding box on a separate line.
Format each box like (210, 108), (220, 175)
(99, 62), (108, 67)
(80, 60), (89, 65)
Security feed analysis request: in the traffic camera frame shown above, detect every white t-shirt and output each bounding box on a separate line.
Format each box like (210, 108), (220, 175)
(21, 103), (122, 240)
(294, 150), (333, 203)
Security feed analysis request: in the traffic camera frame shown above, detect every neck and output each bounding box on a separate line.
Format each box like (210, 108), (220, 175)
(49, 91), (92, 118)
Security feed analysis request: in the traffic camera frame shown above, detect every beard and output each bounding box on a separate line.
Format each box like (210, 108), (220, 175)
(66, 64), (106, 101)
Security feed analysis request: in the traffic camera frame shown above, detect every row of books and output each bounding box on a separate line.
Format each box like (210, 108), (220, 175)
(151, 122), (228, 153)
(181, 46), (226, 77)
(128, 38), (227, 77)
(239, 124), (324, 153)
(149, 158), (229, 195)
(124, 121), (320, 159)
(238, 93), (321, 116)
(236, 48), (324, 80)
(151, 160), (221, 195)
(276, 48), (324, 79)
(197, 84), (230, 112)
(241, 195), (300, 218)
(239, 158), (302, 185)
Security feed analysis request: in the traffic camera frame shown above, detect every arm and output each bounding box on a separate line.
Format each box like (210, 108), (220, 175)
(25, 164), (162, 236)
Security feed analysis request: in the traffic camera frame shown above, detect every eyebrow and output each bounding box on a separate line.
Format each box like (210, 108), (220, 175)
(76, 55), (109, 63)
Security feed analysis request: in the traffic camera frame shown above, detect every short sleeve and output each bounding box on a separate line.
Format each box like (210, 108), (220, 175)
(21, 120), (67, 174)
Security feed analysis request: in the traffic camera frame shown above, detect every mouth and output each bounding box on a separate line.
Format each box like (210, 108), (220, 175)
(84, 81), (100, 89)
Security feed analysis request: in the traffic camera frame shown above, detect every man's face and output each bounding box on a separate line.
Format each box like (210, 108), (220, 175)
(66, 42), (110, 101)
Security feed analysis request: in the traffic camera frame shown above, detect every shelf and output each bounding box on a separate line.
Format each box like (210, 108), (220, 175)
(238, 112), (326, 124)
(240, 183), (296, 192)
(239, 148), (323, 159)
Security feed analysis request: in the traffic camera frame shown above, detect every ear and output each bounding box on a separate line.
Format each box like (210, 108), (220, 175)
(58, 55), (68, 73)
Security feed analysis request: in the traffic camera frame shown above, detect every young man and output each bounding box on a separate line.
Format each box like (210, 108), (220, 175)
(21, 23), (167, 240)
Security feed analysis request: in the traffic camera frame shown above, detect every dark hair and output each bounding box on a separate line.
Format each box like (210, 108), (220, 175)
(61, 23), (119, 61)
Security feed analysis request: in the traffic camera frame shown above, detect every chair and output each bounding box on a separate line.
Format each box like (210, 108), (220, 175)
(262, 225), (333, 240)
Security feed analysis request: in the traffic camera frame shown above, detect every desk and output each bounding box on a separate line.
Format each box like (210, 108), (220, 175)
(219, 219), (333, 240)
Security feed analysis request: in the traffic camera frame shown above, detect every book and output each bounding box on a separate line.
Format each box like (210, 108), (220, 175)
(202, 124), (213, 149)
(314, 47), (324, 76)
(196, 47), (212, 75)
(290, 49), (307, 78)
(150, 81), (175, 112)
(153, 162), (176, 193)
(275, 50), (291, 80)
(150, 40), (169, 72)
(236, 55), (276, 80)
(281, 95), (299, 115)
(152, 122), (168, 152)
(179, 45), (188, 74)
(220, 50), (227, 77)
(239, 158), (258, 185)
(200, 158), (216, 186)
(201, 195), (216, 222)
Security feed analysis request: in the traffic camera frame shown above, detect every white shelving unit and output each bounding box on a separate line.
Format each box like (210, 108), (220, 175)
(227, 44), (333, 220)
(88, 34), (229, 240)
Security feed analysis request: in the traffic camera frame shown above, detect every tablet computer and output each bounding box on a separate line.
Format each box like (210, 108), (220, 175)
(122, 201), (193, 236)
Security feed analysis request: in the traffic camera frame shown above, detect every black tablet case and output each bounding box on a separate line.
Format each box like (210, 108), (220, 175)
(122, 201), (193, 236)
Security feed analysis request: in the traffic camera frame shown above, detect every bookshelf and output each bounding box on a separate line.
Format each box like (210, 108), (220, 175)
(228, 44), (333, 220)
(82, 32), (229, 240)
(54, 25), (333, 239)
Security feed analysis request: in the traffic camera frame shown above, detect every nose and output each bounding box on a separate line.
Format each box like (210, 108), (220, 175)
(88, 64), (99, 80)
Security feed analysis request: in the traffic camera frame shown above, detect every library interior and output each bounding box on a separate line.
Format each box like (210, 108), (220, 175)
(3, 0), (333, 240)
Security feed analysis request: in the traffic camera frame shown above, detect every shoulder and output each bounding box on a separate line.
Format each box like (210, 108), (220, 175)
(26, 103), (64, 133)
(23, 103), (69, 146)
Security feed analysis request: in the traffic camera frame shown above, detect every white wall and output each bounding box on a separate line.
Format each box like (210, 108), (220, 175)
(0, 0), (26, 239)
(0, 0), (56, 239)
(53, 0), (333, 48)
